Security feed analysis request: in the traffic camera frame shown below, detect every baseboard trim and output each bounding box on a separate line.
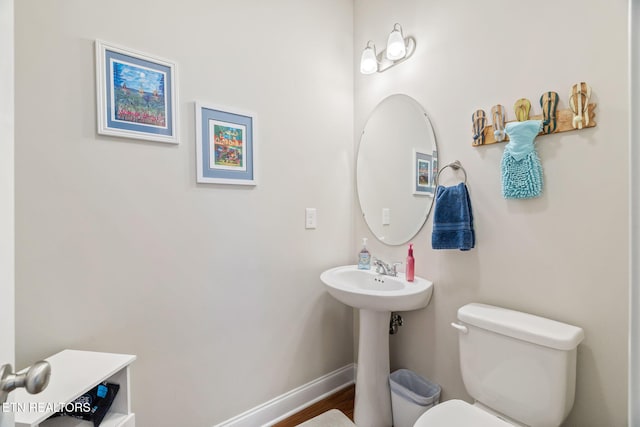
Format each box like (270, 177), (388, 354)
(213, 363), (356, 427)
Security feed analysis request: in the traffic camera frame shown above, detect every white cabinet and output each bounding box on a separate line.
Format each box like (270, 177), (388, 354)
(13, 350), (136, 427)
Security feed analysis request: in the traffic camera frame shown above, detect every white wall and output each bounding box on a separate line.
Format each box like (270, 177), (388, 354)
(14, 1), (354, 425)
(14, 1), (630, 425)
(354, 1), (628, 426)
(0, 0), (14, 425)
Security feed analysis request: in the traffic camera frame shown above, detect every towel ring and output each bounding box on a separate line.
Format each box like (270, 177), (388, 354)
(435, 160), (467, 186)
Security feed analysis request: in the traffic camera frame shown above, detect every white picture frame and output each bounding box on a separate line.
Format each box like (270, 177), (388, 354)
(95, 40), (179, 144)
(413, 149), (433, 196)
(195, 102), (257, 185)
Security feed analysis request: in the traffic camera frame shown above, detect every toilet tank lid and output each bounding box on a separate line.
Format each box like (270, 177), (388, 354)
(458, 303), (585, 350)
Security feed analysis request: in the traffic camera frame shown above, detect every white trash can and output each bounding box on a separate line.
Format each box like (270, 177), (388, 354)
(389, 369), (441, 427)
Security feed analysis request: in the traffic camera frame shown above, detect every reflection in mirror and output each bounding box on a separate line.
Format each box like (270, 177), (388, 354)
(357, 94), (438, 245)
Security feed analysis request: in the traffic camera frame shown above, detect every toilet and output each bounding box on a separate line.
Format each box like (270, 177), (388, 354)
(414, 303), (584, 427)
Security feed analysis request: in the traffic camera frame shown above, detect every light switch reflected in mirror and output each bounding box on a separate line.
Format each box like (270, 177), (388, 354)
(357, 94), (438, 245)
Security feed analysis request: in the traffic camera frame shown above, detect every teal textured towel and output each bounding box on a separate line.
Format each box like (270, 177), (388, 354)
(502, 120), (543, 199)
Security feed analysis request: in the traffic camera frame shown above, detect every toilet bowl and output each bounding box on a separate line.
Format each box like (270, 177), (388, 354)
(413, 303), (584, 427)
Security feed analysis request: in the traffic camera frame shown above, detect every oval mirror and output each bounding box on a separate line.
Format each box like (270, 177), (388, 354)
(357, 94), (438, 245)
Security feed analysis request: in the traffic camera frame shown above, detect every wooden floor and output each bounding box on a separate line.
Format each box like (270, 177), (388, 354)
(271, 384), (355, 426)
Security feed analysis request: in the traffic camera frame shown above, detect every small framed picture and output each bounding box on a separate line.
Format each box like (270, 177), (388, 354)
(413, 150), (433, 196)
(195, 103), (257, 185)
(95, 40), (178, 144)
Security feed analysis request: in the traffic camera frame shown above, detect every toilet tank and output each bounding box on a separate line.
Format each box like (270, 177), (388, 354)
(456, 303), (584, 427)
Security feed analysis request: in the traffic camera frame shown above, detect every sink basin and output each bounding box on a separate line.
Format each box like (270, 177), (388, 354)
(320, 265), (433, 312)
(321, 265), (434, 427)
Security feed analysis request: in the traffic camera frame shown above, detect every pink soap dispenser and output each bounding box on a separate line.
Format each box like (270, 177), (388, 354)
(406, 243), (415, 282)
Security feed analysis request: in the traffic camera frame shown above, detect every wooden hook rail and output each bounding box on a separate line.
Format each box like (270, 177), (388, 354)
(472, 104), (597, 146)
(471, 83), (597, 147)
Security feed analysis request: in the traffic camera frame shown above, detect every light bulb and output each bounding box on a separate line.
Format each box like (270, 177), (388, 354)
(386, 24), (406, 60)
(360, 43), (378, 74)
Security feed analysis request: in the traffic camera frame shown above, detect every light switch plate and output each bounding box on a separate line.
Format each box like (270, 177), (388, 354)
(382, 208), (391, 225)
(305, 208), (317, 229)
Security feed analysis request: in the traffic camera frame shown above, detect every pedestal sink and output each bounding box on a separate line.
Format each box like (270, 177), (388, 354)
(320, 265), (433, 427)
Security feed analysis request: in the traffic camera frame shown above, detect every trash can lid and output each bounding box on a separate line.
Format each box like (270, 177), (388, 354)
(414, 400), (512, 427)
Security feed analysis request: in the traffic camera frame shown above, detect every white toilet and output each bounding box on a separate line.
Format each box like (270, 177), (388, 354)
(414, 303), (584, 427)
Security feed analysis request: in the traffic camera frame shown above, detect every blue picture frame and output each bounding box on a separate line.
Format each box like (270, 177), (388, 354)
(96, 40), (178, 144)
(195, 103), (257, 185)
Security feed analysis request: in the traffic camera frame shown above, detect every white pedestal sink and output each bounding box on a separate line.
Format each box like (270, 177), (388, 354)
(320, 265), (433, 427)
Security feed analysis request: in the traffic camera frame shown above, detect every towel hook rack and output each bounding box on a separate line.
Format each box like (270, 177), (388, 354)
(435, 160), (467, 186)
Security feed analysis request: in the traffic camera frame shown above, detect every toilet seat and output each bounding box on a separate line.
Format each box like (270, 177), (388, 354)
(414, 400), (513, 427)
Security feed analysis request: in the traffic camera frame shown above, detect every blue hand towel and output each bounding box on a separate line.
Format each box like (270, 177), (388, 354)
(502, 120), (543, 199)
(431, 183), (475, 251)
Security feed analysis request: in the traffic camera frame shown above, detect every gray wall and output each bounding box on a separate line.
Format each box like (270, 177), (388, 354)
(15, 1), (354, 425)
(354, 1), (629, 426)
(631, 1), (640, 424)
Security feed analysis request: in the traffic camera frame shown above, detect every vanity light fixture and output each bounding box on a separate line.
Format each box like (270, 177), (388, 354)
(359, 23), (416, 74)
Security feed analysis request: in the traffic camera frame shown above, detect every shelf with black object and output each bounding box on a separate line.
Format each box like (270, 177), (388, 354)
(14, 350), (136, 427)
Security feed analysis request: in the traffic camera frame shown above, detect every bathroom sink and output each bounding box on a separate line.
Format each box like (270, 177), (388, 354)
(320, 265), (433, 312)
(321, 265), (434, 426)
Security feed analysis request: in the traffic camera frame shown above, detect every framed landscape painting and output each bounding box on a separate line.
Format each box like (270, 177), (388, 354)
(95, 40), (178, 144)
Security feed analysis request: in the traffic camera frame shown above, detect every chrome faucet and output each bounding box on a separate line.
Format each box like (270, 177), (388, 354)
(373, 258), (400, 277)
